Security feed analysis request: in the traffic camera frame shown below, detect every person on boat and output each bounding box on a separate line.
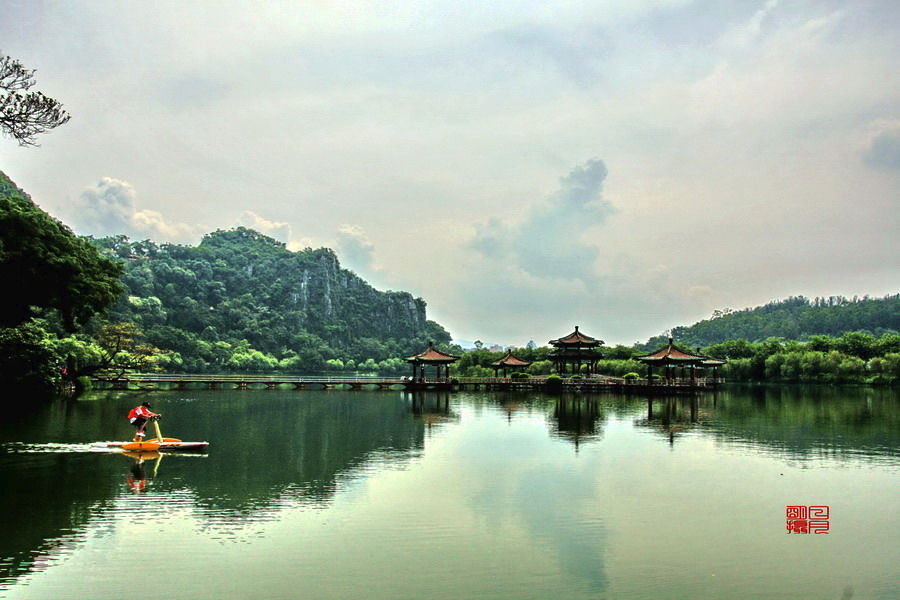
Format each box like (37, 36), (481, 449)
(128, 401), (160, 439)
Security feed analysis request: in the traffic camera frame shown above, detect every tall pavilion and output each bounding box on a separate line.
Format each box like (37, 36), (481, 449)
(548, 326), (604, 375)
(405, 342), (460, 381)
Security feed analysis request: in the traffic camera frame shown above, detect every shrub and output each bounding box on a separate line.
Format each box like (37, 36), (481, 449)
(545, 374), (562, 392)
(623, 372), (640, 380)
(74, 376), (93, 393)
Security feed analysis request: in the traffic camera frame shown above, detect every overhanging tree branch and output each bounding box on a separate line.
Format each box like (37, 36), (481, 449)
(0, 52), (70, 146)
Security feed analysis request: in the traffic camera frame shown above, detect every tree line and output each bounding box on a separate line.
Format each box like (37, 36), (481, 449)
(450, 331), (900, 385)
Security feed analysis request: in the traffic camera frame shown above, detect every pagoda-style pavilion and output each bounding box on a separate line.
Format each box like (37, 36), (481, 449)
(491, 350), (532, 378)
(405, 341), (460, 382)
(637, 338), (725, 384)
(700, 356), (726, 381)
(548, 326), (604, 375)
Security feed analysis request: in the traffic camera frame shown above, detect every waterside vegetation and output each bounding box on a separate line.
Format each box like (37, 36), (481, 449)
(1, 168), (898, 397)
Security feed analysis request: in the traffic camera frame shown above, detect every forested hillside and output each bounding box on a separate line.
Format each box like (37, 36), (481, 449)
(639, 295), (900, 350)
(90, 229), (451, 373)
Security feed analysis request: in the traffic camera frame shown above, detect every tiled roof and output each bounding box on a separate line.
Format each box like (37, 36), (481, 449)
(548, 347), (603, 359)
(638, 338), (705, 363)
(549, 326), (602, 347)
(491, 351), (532, 367)
(406, 342), (460, 363)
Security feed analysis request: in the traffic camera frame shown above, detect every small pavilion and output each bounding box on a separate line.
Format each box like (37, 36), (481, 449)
(637, 338), (724, 384)
(700, 356), (726, 382)
(405, 342), (460, 382)
(491, 350), (532, 378)
(548, 326), (604, 375)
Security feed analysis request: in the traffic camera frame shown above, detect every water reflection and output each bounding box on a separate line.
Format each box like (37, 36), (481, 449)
(635, 397), (705, 445)
(0, 387), (896, 596)
(407, 391), (459, 431)
(123, 451), (160, 493)
(549, 396), (605, 451)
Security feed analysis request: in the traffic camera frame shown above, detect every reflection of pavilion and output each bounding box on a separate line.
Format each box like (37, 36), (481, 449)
(634, 396), (709, 445)
(406, 391), (459, 431)
(637, 338), (726, 385)
(548, 397), (604, 451)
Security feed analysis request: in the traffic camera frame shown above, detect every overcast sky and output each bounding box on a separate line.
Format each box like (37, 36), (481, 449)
(2, 0), (898, 346)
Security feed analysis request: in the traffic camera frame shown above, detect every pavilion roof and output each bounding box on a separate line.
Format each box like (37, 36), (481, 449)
(405, 342), (460, 364)
(548, 347), (603, 359)
(637, 338), (706, 364)
(491, 351), (532, 368)
(549, 326), (602, 347)
(701, 358), (727, 367)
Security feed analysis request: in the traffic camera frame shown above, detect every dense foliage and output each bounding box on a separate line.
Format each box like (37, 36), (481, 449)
(0, 171), (122, 331)
(638, 295), (900, 351)
(89, 228), (451, 374)
(0, 172), (125, 393)
(705, 332), (900, 385)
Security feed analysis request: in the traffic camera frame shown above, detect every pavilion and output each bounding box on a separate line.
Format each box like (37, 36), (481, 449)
(636, 338), (725, 384)
(548, 326), (604, 375)
(491, 350), (532, 378)
(405, 341), (460, 382)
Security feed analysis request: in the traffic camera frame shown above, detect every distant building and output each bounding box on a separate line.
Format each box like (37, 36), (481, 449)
(526, 340), (537, 349)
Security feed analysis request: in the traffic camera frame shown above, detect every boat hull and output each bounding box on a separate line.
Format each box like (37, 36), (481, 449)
(101, 441), (209, 451)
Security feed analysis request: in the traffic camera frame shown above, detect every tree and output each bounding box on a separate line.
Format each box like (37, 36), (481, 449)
(0, 172), (123, 330)
(86, 322), (167, 379)
(0, 322), (62, 393)
(1, 52), (71, 146)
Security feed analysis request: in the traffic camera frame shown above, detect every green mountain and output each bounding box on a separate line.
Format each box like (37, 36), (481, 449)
(639, 295), (900, 350)
(91, 228), (451, 372)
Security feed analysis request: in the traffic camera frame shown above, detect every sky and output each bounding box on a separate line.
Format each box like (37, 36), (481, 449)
(1, 0), (898, 347)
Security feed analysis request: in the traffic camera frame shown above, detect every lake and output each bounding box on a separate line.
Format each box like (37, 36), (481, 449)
(0, 386), (897, 599)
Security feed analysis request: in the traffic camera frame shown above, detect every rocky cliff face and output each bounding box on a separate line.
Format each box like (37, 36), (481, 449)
(98, 227), (449, 359)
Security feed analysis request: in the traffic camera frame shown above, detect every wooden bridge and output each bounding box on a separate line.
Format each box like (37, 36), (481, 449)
(99, 374), (422, 390)
(95, 373), (721, 393)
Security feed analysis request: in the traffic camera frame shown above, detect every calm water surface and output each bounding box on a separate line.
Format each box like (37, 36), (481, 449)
(0, 386), (897, 599)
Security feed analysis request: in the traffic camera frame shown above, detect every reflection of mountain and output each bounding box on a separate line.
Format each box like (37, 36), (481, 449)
(548, 397), (605, 450)
(0, 390), (429, 587)
(0, 450), (121, 589)
(177, 392), (427, 513)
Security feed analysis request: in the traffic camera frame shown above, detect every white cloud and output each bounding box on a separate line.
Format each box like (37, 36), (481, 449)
(236, 211), (292, 243)
(335, 224), (376, 274)
(2, 0), (897, 345)
(470, 159), (614, 282)
(65, 177), (207, 242)
(862, 119), (900, 171)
